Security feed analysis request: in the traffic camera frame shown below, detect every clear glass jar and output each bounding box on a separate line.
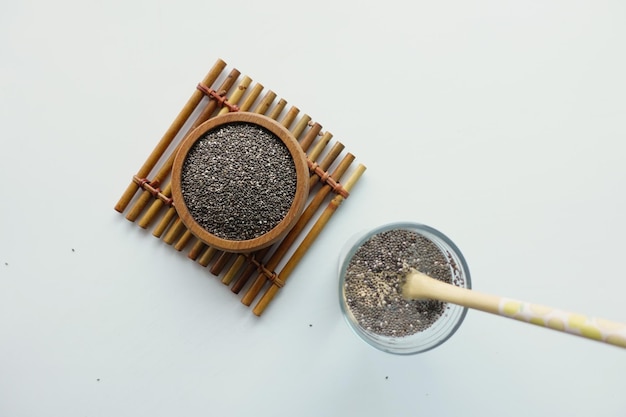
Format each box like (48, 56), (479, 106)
(338, 222), (471, 355)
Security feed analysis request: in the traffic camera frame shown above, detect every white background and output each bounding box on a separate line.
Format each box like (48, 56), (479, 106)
(1, 1), (625, 416)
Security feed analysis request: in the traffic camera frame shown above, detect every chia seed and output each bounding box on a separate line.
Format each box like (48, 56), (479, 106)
(343, 228), (461, 338)
(180, 122), (297, 241)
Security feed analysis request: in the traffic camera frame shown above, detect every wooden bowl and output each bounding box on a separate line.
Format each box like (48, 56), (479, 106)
(171, 112), (309, 253)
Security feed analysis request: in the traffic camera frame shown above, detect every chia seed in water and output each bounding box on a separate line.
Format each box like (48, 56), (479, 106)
(180, 122), (297, 241)
(343, 228), (462, 338)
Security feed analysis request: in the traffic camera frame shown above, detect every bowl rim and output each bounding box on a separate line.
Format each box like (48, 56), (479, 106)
(171, 112), (310, 253)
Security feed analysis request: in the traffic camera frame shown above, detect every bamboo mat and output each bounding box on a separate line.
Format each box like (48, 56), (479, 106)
(114, 58), (366, 316)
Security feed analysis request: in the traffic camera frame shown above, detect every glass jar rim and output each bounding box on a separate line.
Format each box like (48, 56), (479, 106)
(338, 221), (472, 355)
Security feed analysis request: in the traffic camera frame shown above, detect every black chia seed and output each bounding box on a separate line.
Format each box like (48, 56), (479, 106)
(180, 122), (297, 241)
(343, 228), (463, 338)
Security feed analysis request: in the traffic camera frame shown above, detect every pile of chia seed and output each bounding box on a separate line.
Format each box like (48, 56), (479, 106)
(343, 228), (462, 338)
(180, 122), (297, 241)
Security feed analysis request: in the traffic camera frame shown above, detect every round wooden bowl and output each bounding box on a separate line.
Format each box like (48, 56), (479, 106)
(171, 112), (309, 253)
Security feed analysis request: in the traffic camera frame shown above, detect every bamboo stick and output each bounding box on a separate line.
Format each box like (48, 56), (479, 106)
(307, 131), (333, 163)
(252, 164), (367, 316)
(115, 59), (227, 213)
(239, 83), (264, 112)
(133, 68), (242, 225)
(216, 76), (252, 116)
(269, 98), (287, 120)
(221, 254), (247, 285)
(299, 123), (322, 153)
(198, 246), (218, 267)
(253, 90), (277, 115)
(240, 153), (355, 306)
(230, 247), (272, 294)
(174, 229), (194, 251)
(309, 142), (344, 189)
(280, 106), (300, 129)
(188, 240), (206, 260)
(124, 185), (159, 223)
(190, 70), (242, 130)
(210, 251), (231, 275)
(152, 206), (177, 238)
(138, 183), (172, 229)
(291, 114), (312, 139)
(163, 217), (186, 245)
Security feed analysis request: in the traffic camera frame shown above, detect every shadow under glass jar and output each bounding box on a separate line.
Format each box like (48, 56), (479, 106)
(338, 222), (471, 355)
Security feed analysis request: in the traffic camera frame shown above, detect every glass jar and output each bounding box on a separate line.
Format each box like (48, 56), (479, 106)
(338, 222), (471, 355)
